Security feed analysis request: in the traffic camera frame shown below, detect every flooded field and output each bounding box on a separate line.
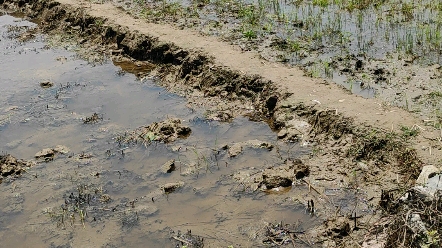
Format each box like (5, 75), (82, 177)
(112, 0), (442, 112)
(0, 14), (331, 247)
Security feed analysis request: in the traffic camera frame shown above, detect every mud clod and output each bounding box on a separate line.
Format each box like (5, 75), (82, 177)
(40, 81), (54, 88)
(326, 218), (351, 239)
(161, 181), (184, 193)
(261, 159), (308, 189)
(262, 173), (292, 189)
(35, 145), (70, 161)
(0, 154), (34, 183)
(83, 113), (103, 124)
(292, 159), (309, 179)
(224, 139), (273, 157)
(117, 117), (191, 145)
(266, 95), (278, 112)
(161, 159), (176, 173)
(355, 60), (363, 70)
(228, 143), (243, 157)
(35, 148), (55, 159)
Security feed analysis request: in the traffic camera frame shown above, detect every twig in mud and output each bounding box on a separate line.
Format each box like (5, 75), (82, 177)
(301, 178), (330, 202)
(289, 233), (297, 248)
(274, 142), (283, 160)
(289, 232), (312, 247)
(315, 177), (336, 181)
(172, 236), (189, 245)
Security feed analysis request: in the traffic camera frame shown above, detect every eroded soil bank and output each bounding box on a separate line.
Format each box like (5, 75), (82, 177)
(1, 0), (441, 247)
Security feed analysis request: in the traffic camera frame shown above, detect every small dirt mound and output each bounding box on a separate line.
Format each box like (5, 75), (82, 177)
(261, 159), (309, 189)
(233, 159), (309, 191)
(0, 154), (34, 183)
(116, 117), (191, 145)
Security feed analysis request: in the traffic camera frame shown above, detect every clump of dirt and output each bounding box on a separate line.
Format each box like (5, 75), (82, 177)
(161, 181), (184, 193)
(116, 117), (191, 145)
(161, 159), (175, 173)
(261, 159), (309, 189)
(0, 154), (34, 183)
(35, 145), (70, 161)
(220, 139), (274, 157)
(325, 217), (351, 239)
(39, 81), (54, 88)
(113, 55), (156, 78)
(233, 159), (309, 191)
(82, 112), (103, 124)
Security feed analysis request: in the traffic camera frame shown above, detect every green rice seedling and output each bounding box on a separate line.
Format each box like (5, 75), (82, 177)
(306, 65), (321, 78)
(401, 2), (414, 20)
(243, 29), (257, 39)
(238, 4), (260, 26)
(262, 22), (274, 33)
(271, 0), (282, 20)
(313, 0), (329, 8)
(357, 11), (363, 28)
(332, 0), (342, 5)
(428, 91), (442, 99)
(400, 125), (419, 139)
(289, 39), (302, 52)
(161, 1), (182, 17)
(323, 61), (332, 78)
(79, 209), (86, 228)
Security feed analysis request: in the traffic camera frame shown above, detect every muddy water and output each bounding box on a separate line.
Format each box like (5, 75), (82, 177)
(0, 15), (320, 247)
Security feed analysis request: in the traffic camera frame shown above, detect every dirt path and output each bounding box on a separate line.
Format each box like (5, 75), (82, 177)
(51, 0), (441, 165)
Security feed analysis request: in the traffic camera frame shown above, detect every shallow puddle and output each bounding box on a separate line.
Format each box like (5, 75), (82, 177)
(0, 14), (322, 247)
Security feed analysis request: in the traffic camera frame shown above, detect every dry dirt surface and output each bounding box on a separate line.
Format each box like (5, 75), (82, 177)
(2, 0), (442, 247)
